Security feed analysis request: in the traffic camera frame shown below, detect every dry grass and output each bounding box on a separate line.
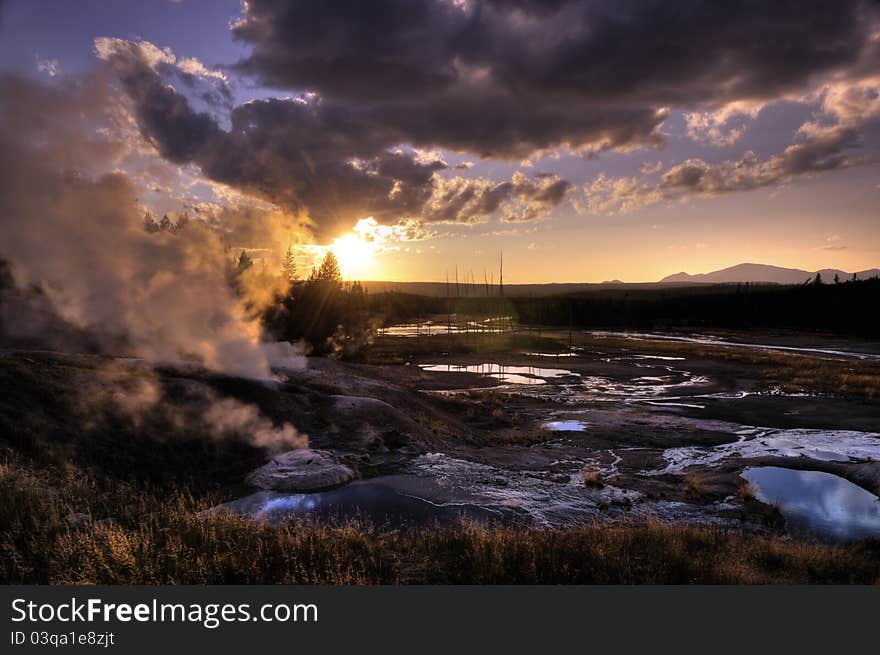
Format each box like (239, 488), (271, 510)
(738, 478), (757, 501)
(3, 461), (879, 585)
(684, 474), (711, 499)
(580, 466), (605, 488)
(762, 362), (880, 398)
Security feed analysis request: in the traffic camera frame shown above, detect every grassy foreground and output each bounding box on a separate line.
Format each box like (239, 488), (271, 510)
(2, 350), (879, 585)
(3, 463), (879, 585)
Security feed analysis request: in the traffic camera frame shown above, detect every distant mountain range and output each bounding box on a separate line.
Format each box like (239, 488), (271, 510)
(660, 263), (880, 285)
(357, 262), (880, 297)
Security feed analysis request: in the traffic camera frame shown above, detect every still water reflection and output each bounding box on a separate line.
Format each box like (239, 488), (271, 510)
(742, 466), (880, 541)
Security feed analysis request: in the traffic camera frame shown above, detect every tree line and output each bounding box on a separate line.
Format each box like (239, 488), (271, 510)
(358, 278), (880, 338)
(259, 248), (372, 356)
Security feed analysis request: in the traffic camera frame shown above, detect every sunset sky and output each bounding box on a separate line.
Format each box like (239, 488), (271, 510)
(1, 0), (879, 283)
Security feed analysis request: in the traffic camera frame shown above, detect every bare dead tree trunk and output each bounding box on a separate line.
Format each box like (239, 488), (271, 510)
(499, 250), (504, 297)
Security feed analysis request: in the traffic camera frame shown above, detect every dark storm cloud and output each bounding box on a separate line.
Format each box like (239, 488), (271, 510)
(231, 0), (879, 156)
(99, 39), (572, 239)
(101, 1), (880, 237)
(113, 60), (222, 163)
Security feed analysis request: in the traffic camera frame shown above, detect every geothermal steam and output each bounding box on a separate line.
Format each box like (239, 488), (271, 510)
(0, 72), (303, 379)
(105, 372), (306, 453)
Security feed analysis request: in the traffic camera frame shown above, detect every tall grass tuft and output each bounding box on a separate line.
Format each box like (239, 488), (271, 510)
(3, 461), (879, 585)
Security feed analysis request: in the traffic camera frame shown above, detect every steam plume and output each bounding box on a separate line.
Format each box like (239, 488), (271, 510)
(0, 72), (303, 378)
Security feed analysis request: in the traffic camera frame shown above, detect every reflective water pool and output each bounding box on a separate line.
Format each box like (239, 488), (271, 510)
(215, 477), (503, 526)
(543, 420), (588, 432)
(741, 466), (880, 541)
(379, 318), (513, 337)
(419, 362), (577, 385)
(587, 330), (880, 361)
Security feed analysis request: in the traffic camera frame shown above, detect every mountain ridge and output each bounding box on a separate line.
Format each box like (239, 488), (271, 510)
(660, 262), (880, 285)
(353, 263), (880, 296)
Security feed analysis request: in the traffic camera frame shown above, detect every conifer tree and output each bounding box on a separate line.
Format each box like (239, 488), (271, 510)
(281, 245), (298, 281)
(316, 251), (342, 282)
(236, 250), (253, 273)
(142, 211), (159, 233)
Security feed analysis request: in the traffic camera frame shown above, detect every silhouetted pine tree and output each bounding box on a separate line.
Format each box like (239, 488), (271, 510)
(142, 211), (159, 233)
(281, 245), (297, 281)
(171, 212), (189, 233)
(316, 251), (342, 282)
(236, 250), (253, 273)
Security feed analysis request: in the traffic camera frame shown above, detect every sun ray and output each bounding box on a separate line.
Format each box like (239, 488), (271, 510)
(330, 233), (377, 279)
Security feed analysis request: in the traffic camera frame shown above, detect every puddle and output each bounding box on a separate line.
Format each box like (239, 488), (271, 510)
(213, 477), (504, 526)
(215, 454), (643, 528)
(380, 318), (512, 337)
(380, 324), (468, 337)
(631, 354), (686, 361)
(579, 372), (710, 400)
(642, 401), (706, 409)
(419, 362), (577, 385)
(742, 467), (880, 541)
(588, 330), (880, 361)
(426, 367), (711, 405)
(216, 452), (755, 530)
(654, 427), (880, 474)
(543, 420), (588, 432)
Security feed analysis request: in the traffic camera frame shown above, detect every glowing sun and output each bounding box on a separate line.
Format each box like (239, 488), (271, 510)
(330, 233), (377, 279)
